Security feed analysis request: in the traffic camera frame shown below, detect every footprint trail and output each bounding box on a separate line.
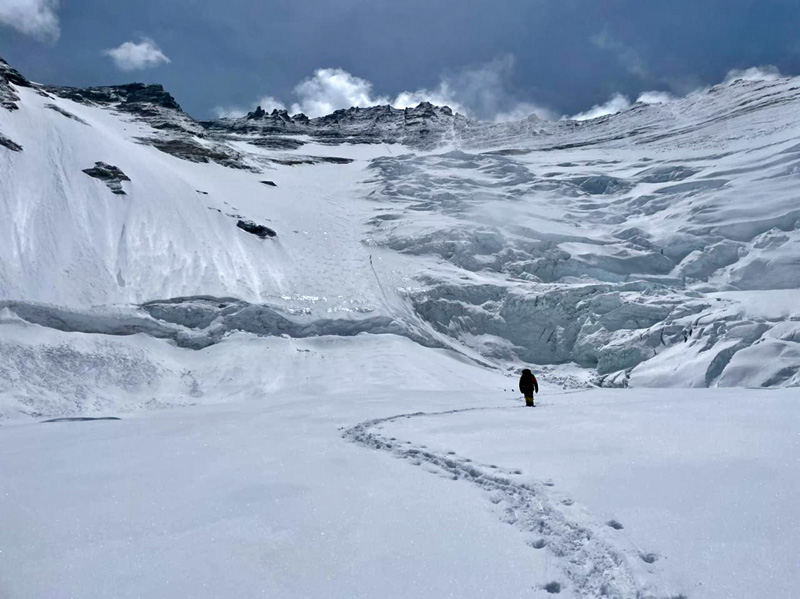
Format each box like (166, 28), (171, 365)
(344, 407), (685, 599)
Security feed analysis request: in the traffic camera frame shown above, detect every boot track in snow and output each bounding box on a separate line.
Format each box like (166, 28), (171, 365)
(344, 407), (685, 599)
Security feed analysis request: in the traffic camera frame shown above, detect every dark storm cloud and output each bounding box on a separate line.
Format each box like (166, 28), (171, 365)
(1, 0), (798, 119)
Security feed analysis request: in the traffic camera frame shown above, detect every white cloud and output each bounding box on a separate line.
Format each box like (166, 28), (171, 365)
(566, 90), (676, 121)
(0, 0), (59, 42)
(213, 95), (286, 119)
(635, 90), (676, 104)
(591, 28), (648, 78)
(285, 66), (468, 118)
(392, 82), (466, 114)
(212, 56), (556, 122)
(281, 55), (554, 121)
(428, 55), (514, 118)
(494, 102), (555, 122)
(256, 95), (286, 112)
(213, 60), (789, 124)
(104, 38), (171, 72)
(565, 64), (781, 122)
(569, 93), (631, 121)
(212, 105), (248, 119)
(290, 68), (386, 117)
(723, 65), (782, 84)
(409, 55), (554, 121)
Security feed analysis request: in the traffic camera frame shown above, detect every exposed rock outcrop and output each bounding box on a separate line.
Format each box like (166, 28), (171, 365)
(82, 162), (130, 195)
(46, 82), (182, 114)
(268, 155), (353, 166)
(45, 81), (204, 143)
(0, 133), (22, 151)
(204, 102), (472, 151)
(45, 103), (88, 124)
(0, 57), (32, 111)
(236, 219), (277, 239)
(141, 137), (252, 169)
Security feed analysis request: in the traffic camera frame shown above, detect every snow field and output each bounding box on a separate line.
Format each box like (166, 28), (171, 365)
(3, 330), (795, 598)
(0, 329), (552, 599)
(370, 388), (800, 599)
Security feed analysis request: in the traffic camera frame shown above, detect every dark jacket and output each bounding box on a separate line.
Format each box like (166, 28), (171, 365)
(518, 369), (538, 396)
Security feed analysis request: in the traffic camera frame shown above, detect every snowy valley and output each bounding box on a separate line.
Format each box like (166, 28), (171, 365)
(0, 56), (798, 599)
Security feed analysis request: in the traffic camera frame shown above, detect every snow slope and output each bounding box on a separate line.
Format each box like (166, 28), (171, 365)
(0, 83), (381, 309)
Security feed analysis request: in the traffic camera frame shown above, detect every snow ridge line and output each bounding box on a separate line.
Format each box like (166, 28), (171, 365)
(344, 407), (680, 599)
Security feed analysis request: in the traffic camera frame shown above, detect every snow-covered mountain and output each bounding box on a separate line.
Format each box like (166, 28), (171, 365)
(2, 57), (799, 599)
(1, 56), (799, 418)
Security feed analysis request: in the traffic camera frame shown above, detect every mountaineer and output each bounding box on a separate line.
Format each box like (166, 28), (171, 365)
(518, 368), (539, 407)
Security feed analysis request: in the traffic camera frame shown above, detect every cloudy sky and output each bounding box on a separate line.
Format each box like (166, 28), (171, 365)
(1, 0), (799, 120)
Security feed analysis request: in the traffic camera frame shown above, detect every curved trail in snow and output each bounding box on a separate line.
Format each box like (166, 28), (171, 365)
(344, 405), (681, 599)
